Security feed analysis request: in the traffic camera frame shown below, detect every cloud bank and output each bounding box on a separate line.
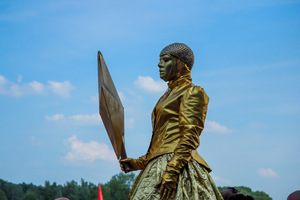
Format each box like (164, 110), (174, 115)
(65, 135), (115, 162)
(45, 113), (102, 126)
(0, 74), (74, 98)
(258, 168), (279, 178)
(134, 76), (167, 93)
(47, 80), (74, 98)
(205, 120), (232, 134)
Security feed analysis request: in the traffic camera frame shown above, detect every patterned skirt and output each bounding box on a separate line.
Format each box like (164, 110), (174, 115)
(128, 153), (223, 200)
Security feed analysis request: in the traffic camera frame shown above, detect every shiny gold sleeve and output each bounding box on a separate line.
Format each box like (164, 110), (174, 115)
(135, 154), (148, 170)
(165, 86), (209, 174)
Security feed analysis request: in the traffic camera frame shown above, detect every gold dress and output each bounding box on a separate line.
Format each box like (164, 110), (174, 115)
(129, 73), (223, 200)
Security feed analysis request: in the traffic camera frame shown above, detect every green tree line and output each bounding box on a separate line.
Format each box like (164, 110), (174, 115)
(0, 173), (135, 200)
(0, 172), (271, 200)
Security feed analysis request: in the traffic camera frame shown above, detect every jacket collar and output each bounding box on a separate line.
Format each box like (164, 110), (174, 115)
(167, 72), (192, 89)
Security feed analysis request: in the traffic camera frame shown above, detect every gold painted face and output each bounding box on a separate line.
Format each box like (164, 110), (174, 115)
(158, 54), (177, 82)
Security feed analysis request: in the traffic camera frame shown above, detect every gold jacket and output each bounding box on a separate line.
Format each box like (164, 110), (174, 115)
(137, 74), (211, 173)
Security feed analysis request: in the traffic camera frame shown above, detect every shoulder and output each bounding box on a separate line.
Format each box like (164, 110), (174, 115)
(183, 85), (209, 104)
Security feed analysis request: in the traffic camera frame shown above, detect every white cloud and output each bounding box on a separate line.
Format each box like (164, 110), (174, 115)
(118, 92), (126, 102)
(5, 82), (44, 97)
(210, 173), (231, 184)
(65, 135), (115, 162)
(0, 74), (75, 98)
(0, 76), (8, 95)
(9, 84), (23, 97)
(0, 75), (8, 85)
(205, 120), (231, 134)
(134, 76), (167, 93)
(69, 114), (101, 126)
(29, 81), (45, 94)
(47, 80), (74, 98)
(45, 113), (102, 126)
(258, 168), (279, 178)
(0, 75), (46, 97)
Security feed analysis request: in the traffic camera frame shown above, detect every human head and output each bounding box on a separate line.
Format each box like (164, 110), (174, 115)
(221, 187), (254, 200)
(159, 43), (194, 70)
(287, 191), (300, 200)
(221, 187), (239, 200)
(158, 54), (177, 82)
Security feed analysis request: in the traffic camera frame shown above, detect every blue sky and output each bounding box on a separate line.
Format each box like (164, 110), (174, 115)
(0, 0), (299, 199)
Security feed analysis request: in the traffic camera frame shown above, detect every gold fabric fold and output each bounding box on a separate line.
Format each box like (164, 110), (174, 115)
(135, 155), (147, 170)
(129, 154), (223, 200)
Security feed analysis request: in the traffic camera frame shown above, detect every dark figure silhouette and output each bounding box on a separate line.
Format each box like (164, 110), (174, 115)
(221, 187), (254, 200)
(287, 191), (300, 200)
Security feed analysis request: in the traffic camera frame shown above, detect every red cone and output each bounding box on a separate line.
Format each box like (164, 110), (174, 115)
(98, 185), (103, 200)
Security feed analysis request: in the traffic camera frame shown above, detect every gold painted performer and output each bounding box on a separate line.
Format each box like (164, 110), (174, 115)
(120, 43), (223, 200)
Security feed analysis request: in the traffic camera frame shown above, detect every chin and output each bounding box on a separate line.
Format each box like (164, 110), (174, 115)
(160, 77), (168, 82)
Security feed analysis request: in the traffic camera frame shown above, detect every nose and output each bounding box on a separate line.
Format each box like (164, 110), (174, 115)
(158, 61), (163, 68)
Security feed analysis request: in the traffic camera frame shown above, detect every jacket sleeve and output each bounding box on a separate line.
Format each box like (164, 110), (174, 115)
(165, 86), (209, 174)
(135, 154), (148, 170)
